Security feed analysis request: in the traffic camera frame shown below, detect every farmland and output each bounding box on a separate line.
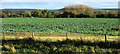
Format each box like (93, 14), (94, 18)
(1, 1), (120, 53)
(2, 18), (119, 36)
(1, 18), (120, 53)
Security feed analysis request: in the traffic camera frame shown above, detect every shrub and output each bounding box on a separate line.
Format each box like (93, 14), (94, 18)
(24, 10), (31, 17)
(2, 13), (7, 18)
(105, 11), (117, 18)
(31, 10), (41, 17)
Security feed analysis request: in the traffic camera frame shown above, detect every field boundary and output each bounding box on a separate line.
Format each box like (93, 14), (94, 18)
(2, 32), (120, 42)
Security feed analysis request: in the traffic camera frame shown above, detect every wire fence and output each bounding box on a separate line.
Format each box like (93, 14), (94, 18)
(2, 32), (108, 41)
(1, 32), (120, 49)
(1, 32), (108, 37)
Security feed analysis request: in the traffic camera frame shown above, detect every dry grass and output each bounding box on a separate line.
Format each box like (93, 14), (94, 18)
(2, 33), (120, 42)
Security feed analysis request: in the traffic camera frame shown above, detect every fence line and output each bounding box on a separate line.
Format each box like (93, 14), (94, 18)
(2, 32), (108, 42)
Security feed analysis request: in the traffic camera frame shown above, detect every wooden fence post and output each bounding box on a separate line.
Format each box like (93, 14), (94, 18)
(105, 32), (107, 48)
(16, 32), (18, 39)
(66, 33), (68, 40)
(32, 33), (34, 38)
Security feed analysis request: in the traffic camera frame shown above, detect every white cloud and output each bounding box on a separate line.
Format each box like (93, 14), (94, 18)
(1, 0), (119, 2)
(1, 0), (118, 9)
(80, 0), (119, 2)
(101, 7), (118, 8)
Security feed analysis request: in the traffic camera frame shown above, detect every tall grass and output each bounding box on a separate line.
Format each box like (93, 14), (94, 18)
(2, 38), (120, 53)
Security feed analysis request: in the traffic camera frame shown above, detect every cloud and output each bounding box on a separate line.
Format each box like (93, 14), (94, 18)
(80, 0), (119, 2)
(1, 2), (118, 9)
(2, 2), (82, 9)
(1, 0), (119, 2)
(100, 7), (118, 8)
(81, 2), (118, 9)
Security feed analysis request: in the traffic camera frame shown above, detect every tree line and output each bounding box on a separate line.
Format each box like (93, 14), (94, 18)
(1, 9), (119, 18)
(0, 4), (119, 18)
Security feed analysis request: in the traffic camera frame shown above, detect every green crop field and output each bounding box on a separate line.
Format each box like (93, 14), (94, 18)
(2, 18), (119, 36)
(1, 18), (120, 53)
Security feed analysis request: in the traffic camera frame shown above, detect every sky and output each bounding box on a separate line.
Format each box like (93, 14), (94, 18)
(0, 0), (120, 9)
(1, 0), (119, 2)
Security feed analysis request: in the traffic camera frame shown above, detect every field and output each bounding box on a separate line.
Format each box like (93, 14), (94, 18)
(2, 18), (119, 36)
(2, 35), (120, 53)
(1, 18), (120, 53)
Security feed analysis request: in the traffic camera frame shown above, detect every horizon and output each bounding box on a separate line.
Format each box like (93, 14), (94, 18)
(1, 2), (118, 9)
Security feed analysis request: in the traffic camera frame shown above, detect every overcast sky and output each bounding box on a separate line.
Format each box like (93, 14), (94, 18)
(0, 0), (119, 9)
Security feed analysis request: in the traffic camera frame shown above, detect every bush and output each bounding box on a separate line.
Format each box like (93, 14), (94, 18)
(105, 11), (117, 18)
(96, 13), (106, 18)
(7, 13), (11, 17)
(24, 11), (31, 17)
(2, 13), (7, 18)
(31, 10), (41, 17)
(47, 12), (54, 18)
(0, 13), (2, 18)
(76, 14), (90, 18)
